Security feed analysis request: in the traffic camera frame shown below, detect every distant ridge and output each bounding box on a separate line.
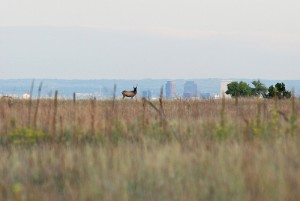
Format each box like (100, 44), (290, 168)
(0, 79), (299, 98)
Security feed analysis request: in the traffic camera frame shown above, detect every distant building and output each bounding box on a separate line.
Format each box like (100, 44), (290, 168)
(214, 94), (220, 99)
(22, 93), (31, 100)
(183, 81), (198, 98)
(165, 81), (176, 99)
(142, 90), (152, 99)
(200, 93), (211, 99)
(220, 80), (232, 98)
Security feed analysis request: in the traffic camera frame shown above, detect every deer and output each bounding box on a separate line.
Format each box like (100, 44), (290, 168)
(122, 86), (138, 99)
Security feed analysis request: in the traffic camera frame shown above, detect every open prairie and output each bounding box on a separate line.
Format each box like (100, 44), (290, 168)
(0, 97), (299, 201)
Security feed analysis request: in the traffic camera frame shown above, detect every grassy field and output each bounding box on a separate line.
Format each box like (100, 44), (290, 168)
(0, 96), (299, 200)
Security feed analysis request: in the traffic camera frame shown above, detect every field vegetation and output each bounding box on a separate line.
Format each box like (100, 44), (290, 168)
(0, 94), (299, 201)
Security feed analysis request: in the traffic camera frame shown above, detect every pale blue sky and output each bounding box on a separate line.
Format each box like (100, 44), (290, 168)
(0, 0), (299, 79)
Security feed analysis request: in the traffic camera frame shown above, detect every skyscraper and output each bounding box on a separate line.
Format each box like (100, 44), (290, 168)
(183, 81), (198, 98)
(165, 81), (176, 99)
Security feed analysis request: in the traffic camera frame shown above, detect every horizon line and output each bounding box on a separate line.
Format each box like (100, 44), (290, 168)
(0, 78), (299, 81)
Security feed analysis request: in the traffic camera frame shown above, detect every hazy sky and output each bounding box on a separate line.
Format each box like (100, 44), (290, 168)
(1, 0), (300, 79)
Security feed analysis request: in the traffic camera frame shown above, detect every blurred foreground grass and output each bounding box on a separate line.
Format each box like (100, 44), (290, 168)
(0, 98), (299, 200)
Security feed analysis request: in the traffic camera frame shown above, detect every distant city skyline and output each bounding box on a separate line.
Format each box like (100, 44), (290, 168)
(1, 79), (300, 99)
(1, 0), (299, 79)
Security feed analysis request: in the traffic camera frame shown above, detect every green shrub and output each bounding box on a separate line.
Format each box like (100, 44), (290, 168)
(8, 128), (46, 145)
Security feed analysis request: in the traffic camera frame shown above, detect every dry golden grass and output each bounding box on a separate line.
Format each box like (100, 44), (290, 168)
(0, 97), (299, 200)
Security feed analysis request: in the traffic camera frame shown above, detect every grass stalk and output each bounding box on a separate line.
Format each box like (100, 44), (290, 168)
(33, 82), (43, 128)
(90, 98), (96, 137)
(290, 90), (297, 136)
(27, 80), (35, 128)
(52, 90), (58, 142)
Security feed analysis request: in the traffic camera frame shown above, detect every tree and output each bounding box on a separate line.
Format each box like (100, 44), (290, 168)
(267, 85), (276, 98)
(251, 80), (267, 97)
(226, 81), (252, 97)
(266, 82), (291, 99)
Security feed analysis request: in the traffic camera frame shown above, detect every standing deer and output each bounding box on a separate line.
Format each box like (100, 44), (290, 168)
(122, 86), (137, 99)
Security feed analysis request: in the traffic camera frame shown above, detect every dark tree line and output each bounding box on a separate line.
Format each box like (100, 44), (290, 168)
(226, 80), (291, 99)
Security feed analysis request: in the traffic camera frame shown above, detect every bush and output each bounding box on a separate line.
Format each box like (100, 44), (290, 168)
(8, 128), (46, 145)
(265, 83), (291, 99)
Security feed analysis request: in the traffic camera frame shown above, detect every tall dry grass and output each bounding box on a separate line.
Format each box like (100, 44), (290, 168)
(0, 97), (299, 200)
